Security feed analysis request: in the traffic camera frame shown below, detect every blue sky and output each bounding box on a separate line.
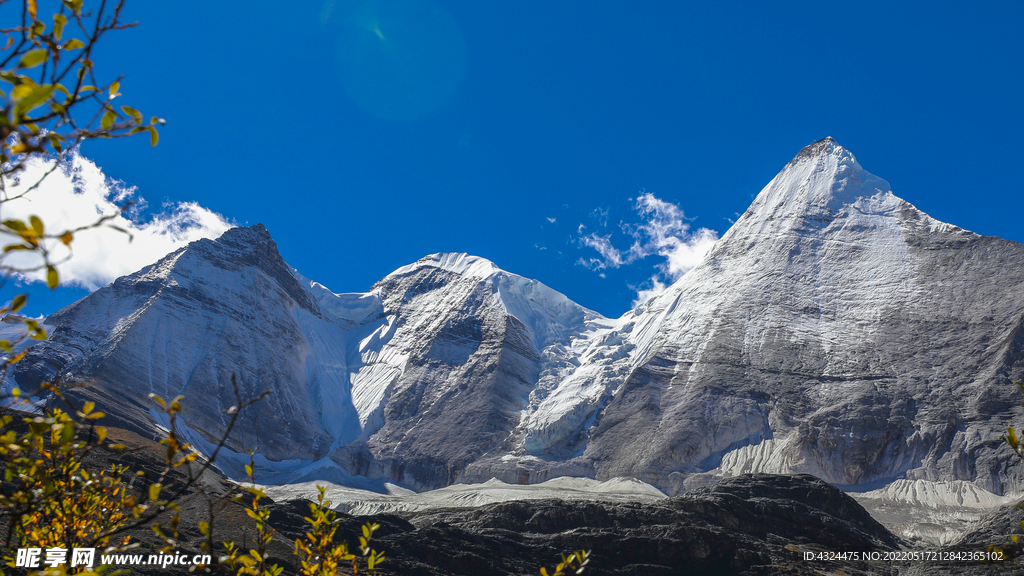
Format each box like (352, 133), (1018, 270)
(11, 0), (1024, 317)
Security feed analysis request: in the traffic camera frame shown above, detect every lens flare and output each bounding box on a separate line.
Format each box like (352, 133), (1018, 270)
(328, 0), (467, 121)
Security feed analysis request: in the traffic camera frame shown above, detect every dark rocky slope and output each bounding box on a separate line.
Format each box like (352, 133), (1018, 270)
(263, 474), (906, 576)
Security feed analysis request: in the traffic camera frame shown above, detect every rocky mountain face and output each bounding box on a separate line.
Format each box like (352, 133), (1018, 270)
(510, 137), (1024, 497)
(14, 138), (1024, 502)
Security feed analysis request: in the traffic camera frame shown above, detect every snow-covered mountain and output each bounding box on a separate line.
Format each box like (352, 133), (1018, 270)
(14, 138), (1024, 498)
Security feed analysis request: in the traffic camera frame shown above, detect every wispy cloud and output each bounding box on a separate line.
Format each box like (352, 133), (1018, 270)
(577, 193), (718, 306)
(577, 231), (624, 269)
(1, 151), (233, 290)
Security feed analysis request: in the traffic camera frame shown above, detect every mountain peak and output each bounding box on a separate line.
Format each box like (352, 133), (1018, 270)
(790, 136), (844, 164)
(215, 222), (271, 245)
(156, 222), (320, 315)
(741, 138), (894, 225)
(387, 252), (505, 280)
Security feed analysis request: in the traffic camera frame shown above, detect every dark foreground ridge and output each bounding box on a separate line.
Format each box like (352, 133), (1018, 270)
(263, 474), (905, 576)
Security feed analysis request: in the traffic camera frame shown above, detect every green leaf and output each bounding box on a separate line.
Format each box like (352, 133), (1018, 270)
(46, 265), (58, 289)
(62, 38), (84, 50)
(109, 81), (120, 98)
(121, 105), (142, 124)
(101, 108), (116, 130)
(0, 340), (11, 353)
(11, 294), (27, 312)
(13, 84), (55, 117)
(18, 49), (47, 69)
(149, 126), (159, 146)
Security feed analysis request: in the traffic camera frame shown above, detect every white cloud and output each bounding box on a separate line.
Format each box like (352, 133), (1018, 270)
(632, 279), (667, 307)
(577, 193), (719, 306)
(576, 233), (624, 270)
(546, 217), (556, 224)
(1, 151), (233, 290)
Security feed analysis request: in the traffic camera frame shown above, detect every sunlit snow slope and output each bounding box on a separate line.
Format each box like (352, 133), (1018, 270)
(14, 138), (1024, 499)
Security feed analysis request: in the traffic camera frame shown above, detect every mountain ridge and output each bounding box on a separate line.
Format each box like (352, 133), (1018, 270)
(12, 138), (1024, 502)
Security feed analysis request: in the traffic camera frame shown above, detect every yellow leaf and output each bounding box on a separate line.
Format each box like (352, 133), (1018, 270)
(11, 84), (33, 101)
(121, 105), (142, 124)
(53, 14), (67, 40)
(101, 108), (116, 130)
(29, 216), (43, 236)
(46, 265), (58, 289)
(18, 49), (47, 69)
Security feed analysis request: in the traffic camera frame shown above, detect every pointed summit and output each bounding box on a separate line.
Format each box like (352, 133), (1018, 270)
(172, 223), (318, 314)
(750, 137), (894, 221)
(789, 136), (842, 164)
